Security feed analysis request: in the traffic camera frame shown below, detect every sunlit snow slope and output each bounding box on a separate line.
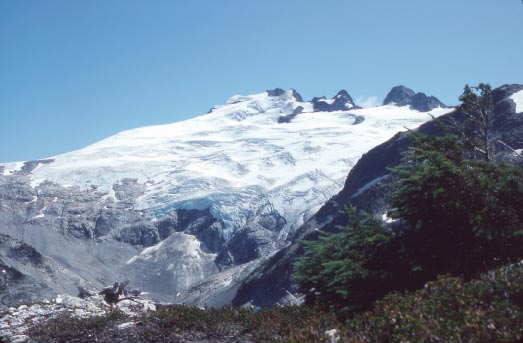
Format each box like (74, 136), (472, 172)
(8, 89), (453, 238)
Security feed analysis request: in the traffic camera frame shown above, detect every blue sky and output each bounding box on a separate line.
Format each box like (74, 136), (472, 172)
(1, 0), (522, 162)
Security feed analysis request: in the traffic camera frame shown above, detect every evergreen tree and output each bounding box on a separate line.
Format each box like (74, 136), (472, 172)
(457, 83), (495, 162)
(389, 130), (523, 280)
(294, 207), (406, 313)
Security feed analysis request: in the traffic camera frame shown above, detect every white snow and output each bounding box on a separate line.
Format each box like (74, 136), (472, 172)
(318, 98), (335, 105)
(381, 212), (397, 224)
(511, 90), (523, 113)
(126, 232), (215, 265)
(1, 161), (24, 175)
(1, 89), (453, 238)
(351, 175), (389, 199)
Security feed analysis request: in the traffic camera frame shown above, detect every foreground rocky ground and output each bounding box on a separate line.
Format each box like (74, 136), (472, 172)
(0, 292), (336, 343)
(1, 262), (523, 342)
(0, 294), (159, 343)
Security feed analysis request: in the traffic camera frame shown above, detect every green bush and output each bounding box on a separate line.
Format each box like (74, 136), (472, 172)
(389, 131), (523, 281)
(294, 207), (407, 314)
(341, 263), (523, 342)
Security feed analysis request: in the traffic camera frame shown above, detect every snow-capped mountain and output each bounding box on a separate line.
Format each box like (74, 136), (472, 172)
(3, 89), (450, 239)
(0, 86), (453, 306)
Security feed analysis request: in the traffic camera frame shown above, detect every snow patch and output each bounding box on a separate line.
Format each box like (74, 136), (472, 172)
(1, 161), (24, 175)
(318, 98), (336, 105)
(381, 212), (396, 224)
(511, 90), (523, 113)
(351, 175), (389, 199)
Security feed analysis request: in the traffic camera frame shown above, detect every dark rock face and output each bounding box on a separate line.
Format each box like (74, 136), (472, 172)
(491, 84), (523, 129)
(0, 234), (77, 307)
(332, 90), (357, 110)
(291, 89), (304, 102)
(156, 208), (225, 253)
(233, 84), (523, 307)
(383, 85), (447, 112)
(383, 85), (416, 106)
(217, 210), (286, 267)
(20, 159), (54, 174)
(232, 243), (301, 307)
(411, 93), (446, 112)
(278, 106), (304, 124)
(267, 88), (303, 102)
(312, 90), (360, 112)
(266, 88), (286, 97)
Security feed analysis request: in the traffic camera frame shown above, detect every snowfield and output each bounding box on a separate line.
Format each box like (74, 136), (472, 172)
(511, 90), (523, 113)
(3, 89), (453, 238)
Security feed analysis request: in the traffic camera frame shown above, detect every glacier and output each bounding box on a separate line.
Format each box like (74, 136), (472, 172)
(7, 89), (452, 240)
(0, 87), (455, 305)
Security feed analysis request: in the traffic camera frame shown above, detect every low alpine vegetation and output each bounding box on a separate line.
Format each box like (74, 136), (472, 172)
(26, 263), (523, 342)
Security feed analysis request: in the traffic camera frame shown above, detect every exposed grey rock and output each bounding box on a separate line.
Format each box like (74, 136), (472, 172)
(383, 85), (447, 112)
(266, 88), (286, 97)
(0, 171), (228, 306)
(0, 293), (156, 342)
(113, 178), (146, 207)
(411, 93), (446, 112)
(217, 207), (285, 267)
(278, 106), (304, 124)
(19, 159), (54, 174)
(123, 232), (219, 301)
(0, 234), (83, 308)
(177, 259), (262, 308)
(266, 88), (304, 103)
(383, 85), (416, 106)
(311, 90), (360, 112)
(232, 243), (300, 307)
(156, 208), (225, 253)
(290, 88), (304, 102)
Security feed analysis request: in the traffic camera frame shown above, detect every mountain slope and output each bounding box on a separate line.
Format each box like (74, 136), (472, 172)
(0, 87), (452, 305)
(6, 89), (450, 238)
(232, 84), (523, 307)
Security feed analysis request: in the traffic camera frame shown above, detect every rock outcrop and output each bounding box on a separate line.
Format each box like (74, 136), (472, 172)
(383, 85), (448, 112)
(312, 90), (360, 112)
(0, 293), (156, 342)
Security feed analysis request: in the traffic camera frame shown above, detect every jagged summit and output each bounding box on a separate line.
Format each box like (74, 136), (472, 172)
(311, 90), (360, 112)
(210, 88), (359, 117)
(266, 88), (304, 102)
(383, 86), (416, 106)
(384, 85), (447, 112)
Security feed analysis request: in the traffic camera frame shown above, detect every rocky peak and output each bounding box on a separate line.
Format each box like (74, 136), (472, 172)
(290, 88), (303, 102)
(412, 93), (446, 112)
(312, 90), (359, 112)
(384, 85), (447, 112)
(492, 84), (523, 115)
(266, 88), (304, 103)
(383, 86), (416, 106)
(266, 88), (286, 97)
